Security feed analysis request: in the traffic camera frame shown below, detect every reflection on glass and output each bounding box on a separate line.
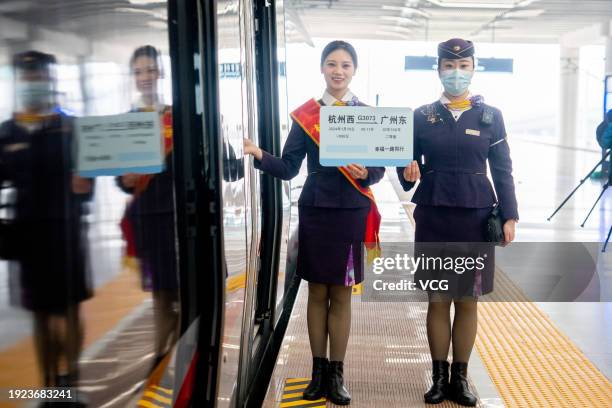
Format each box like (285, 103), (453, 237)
(216, 0), (250, 405)
(117, 45), (179, 373)
(274, 0), (295, 319)
(0, 2), (179, 405)
(0, 51), (93, 396)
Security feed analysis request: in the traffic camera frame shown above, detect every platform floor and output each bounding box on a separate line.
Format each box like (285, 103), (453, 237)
(262, 138), (612, 407)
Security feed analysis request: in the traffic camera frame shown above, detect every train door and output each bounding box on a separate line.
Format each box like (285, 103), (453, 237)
(211, 1), (297, 406)
(213, 0), (261, 406)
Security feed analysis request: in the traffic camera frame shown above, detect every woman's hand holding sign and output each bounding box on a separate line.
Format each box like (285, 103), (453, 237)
(403, 160), (420, 182)
(346, 164), (368, 180)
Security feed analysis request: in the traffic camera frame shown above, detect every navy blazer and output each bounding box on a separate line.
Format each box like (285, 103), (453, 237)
(396, 101), (518, 221)
(255, 101), (385, 208)
(0, 116), (93, 221)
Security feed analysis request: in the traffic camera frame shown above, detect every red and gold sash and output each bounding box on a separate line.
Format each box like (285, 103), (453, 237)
(290, 98), (381, 262)
(132, 106), (174, 196)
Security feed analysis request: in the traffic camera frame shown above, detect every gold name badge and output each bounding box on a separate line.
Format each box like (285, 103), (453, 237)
(466, 129), (481, 136)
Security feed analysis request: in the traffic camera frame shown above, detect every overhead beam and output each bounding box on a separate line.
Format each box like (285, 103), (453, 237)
(30, 26), (92, 58)
(0, 16), (28, 41)
(560, 20), (612, 47)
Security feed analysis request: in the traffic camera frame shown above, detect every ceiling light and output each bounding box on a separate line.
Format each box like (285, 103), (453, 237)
(380, 16), (423, 26)
(515, 0), (539, 7)
(381, 5), (431, 18)
(423, 0), (516, 9)
(128, 0), (166, 5)
(117, 7), (166, 19)
(502, 9), (545, 18)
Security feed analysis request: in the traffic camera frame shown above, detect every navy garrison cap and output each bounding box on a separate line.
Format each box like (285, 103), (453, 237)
(12, 50), (56, 71)
(437, 38), (475, 59)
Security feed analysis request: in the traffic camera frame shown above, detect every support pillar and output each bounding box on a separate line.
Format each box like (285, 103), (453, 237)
(559, 46), (580, 147)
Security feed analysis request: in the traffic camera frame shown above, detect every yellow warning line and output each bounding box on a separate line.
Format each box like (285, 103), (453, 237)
(280, 378), (326, 408)
(137, 400), (164, 408)
(284, 384), (308, 391)
(284, 377), (310, 384)
(226, 272), (246, 293)
(151, 385), (173, 396)
(280, 400), (325, 408)
(143, 390), (172, 404)
(282, 391), (308, 399)
(475, 268), (612, 408)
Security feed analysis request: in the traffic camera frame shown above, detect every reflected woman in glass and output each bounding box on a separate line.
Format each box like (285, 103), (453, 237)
(0, 51), (93, 391)
(117, 46), (178, 372)
(244, 41), (385, 405)
(397, 39), (518, 406)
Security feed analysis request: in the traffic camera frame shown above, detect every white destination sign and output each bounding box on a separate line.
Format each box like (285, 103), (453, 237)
(76, 111), (164, 177)
(319, 106), (413, 167)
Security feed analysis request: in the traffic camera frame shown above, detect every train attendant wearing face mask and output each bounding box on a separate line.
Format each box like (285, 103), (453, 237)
(397, 39), (518, 406)
(0, 51), (93, 391)
(244, 41), (385, 405)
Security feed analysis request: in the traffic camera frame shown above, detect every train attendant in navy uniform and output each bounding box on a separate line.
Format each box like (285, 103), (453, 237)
(397, 38), (518, 406)
(244, 41), (385, 406)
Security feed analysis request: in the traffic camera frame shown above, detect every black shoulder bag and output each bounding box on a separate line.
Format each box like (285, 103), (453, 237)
(481, 105), (505, 245)
(486, 205), (504, 245)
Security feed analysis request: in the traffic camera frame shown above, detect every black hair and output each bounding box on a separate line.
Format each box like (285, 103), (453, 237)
(320, 40), (358, 69)
(13, 50), (56, 72)
(130, 45), (160, 69)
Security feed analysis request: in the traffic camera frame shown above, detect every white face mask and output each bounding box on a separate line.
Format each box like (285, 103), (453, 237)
(16, 80), (55, 110)
(439, 69), (473, 97)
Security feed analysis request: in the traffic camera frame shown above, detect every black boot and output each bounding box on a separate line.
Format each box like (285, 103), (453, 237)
(327, 360), (351, 405)
(448, 362), (477, 406)
(424, 360), (449, 404)
(303, 357), (328, 400)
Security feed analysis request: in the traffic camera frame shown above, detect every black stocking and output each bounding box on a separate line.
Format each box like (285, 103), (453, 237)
(152, 290), (180, 358)
(307, 282), (329, 358)
(328, 285), (352, 362)
(426, 293), (452, 361)
(451, 299), (478, 363)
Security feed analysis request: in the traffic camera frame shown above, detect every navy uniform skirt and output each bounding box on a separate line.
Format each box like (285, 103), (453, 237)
(414, 205), (495, 297)
(297, 205), (369, 286)
(18, 220), (92, 313)
(130, 212), (179, 292)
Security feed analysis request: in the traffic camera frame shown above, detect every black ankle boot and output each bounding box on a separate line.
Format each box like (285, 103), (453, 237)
(327, 360), (351, 405)
(424, 360), (449, 404)
(448, 362), (477, 406)
(303, 357), (328, 400)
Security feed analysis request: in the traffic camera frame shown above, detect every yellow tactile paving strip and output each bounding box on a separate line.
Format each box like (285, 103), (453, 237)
(475, 268), (612, 408)
(280, 378), (326, 408)
(137, 384), (173, 407)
